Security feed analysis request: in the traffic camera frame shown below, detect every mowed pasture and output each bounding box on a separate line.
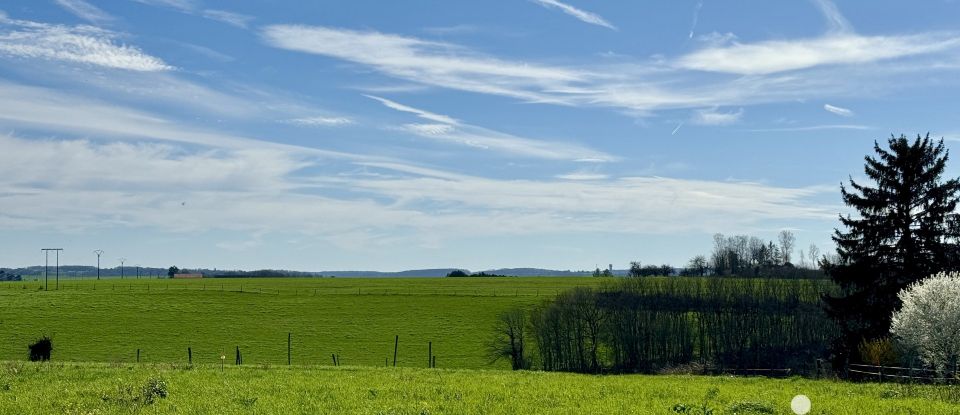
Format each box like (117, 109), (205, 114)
(2, 362), (959, 414)
(0, 277), (604, 369)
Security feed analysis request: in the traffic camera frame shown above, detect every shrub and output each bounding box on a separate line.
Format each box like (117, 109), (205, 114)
(141, 376), (168, 404)
(101, 376), (169, 407)
(27, 337), (52, 362)
(858, 337), (898, 366)
(891, 271), (960, 374)
(727, 401), (775, 414)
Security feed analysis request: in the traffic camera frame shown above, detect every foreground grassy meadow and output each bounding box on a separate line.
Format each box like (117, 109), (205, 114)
(0, 277), (603, 369)
(1, 362), (957, 414)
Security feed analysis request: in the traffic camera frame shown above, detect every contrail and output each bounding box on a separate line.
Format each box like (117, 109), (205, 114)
(688, 0), (704, 39)
(671, 122), (684, 135)
(810, 0), (852, 33)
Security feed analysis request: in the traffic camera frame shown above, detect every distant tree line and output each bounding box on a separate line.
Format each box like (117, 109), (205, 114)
(446, 270), (513, 278)
(206, 269), (320, 278)
(166, 267), (329, 278)
(619, 231), (826, 280)
(627, 262), (674, 278)
(492, 277), (836, 374)
(0, 269), (22, 281)
(679, 231), (828, 279)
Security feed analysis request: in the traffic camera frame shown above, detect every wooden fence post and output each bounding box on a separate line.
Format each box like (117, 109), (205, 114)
(137, 349), (140, 363)
(393, 335), (399, 367)
(188, 347), (192, 365)
(428, 342), (432, 368)
(287, 333), (292, 365)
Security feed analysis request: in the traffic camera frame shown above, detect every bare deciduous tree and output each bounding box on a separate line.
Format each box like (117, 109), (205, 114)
(489, 308), (530, 370)
(778, 230), (796, 264)
(808, 244), (820, 269)
(687, 255), (708, 276)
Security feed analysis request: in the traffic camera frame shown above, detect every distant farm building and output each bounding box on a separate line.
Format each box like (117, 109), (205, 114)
(173, 273), (203, 279)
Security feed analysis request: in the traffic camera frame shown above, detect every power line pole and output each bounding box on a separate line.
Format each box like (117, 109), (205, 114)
(41, 249), (63, 291)
(119, 258), (126, 279)
(94, 250), (104, 280)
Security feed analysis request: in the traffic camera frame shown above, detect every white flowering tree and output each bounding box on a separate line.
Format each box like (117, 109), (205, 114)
(890, 271), (960, 374)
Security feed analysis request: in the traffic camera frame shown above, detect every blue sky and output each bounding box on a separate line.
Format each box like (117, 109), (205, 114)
(1, 0), (959, 271)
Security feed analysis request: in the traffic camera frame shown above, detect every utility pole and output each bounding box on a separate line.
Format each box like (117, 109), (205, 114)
(41, 249), (63, 291)
(94, 250), (104, 280)
(119, 258), (126, 279)
(136, 265), (141, 279)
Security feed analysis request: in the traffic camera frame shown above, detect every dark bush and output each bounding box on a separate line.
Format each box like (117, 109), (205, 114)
(28, 336), (52, 361)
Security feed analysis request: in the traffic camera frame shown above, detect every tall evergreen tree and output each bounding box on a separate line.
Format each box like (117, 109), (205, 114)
(825, 134), (960, 364)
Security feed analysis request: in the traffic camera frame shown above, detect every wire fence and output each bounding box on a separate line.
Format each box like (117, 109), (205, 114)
(0, 281), (585, 298)
(848, 363), (959, 384)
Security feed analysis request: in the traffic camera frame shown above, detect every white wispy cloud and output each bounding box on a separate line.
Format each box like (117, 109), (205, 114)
(396, 122), (613, 161)
(201, 9), (253, 28)
(287, 116), (355, 127)
(401, 123), (456, 136)
(54, 0), (114, 23)
(370, 95), (612, 160)
(346, 175), (836, 235)
(0, 134), (835, 238)
(133, 0), (252, 29)
(744, 124), (870, 132)
(692, 107), (743, 125)
(676, 33), (960, 75)
(261, 25), (584, 103)
(0, 134), (306, 192)
(811, 0), (852, 33)
(0, 19), (172, 71)
(941, 133), (960, 142)
(132, 0), (194, 12)
(556, 172), (609, 180)
(0, 23), (348, 122)
(176, 41), (234, 62)
(260, 23), (960, 117)
(0, 81), (363, 160)
(366, 95), (459, 125)
(531, 0), (617, 30)
(422, 24), (480, 36)
(823, 103), (853, 117)
(695, 31), (738, 47)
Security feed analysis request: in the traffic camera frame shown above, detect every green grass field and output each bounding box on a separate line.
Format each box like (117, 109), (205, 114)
(1, 362), (957, 414)
(0, 277), (603, 369)
(1, 277), (956, 414)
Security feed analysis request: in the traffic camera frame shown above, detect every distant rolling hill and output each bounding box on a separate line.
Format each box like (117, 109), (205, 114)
(3, 266), (621, 278)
